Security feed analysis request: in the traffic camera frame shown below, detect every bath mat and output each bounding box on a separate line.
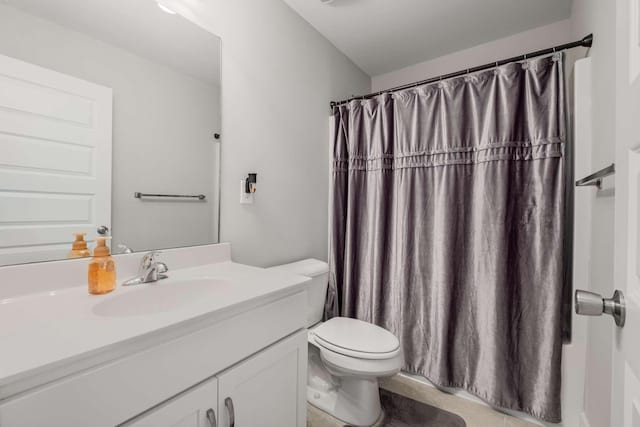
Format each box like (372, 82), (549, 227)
(346, 389), (466, 427)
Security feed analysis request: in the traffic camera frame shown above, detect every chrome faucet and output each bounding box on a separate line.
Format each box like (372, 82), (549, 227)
(117, 243), (133, 254)
(122, 251), (169, 286)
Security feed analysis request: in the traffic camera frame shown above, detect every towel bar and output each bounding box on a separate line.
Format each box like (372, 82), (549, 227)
(575, 163), (615, 189)
(134, 192), (206, 200)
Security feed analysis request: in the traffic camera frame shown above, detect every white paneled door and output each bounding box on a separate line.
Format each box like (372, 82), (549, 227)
(613, 0), (640, 426)
(0, 54), (112, 266)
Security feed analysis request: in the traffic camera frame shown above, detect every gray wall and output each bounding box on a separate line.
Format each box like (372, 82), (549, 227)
(0, 4), (221, 253)
(174, 0), (371, 267)
(372, 20), (571, 91)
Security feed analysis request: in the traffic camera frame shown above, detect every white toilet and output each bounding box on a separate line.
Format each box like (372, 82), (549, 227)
(269, 259), (403, 426)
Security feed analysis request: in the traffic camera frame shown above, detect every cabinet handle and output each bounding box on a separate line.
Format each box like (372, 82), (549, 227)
(206, 408), (217, 427)
(224, 397), (235, 427)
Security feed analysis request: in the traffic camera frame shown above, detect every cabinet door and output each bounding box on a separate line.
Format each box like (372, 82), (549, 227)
(123, 377), (219, 427)
(217, 330), (307, 427)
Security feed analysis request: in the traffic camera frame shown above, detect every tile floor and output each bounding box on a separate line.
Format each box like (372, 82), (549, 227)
(307, 373), (539, 427)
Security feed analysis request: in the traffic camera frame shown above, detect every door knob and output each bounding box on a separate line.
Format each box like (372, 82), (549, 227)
(97, 225), (110, 235)
(575, 289), (626, 327)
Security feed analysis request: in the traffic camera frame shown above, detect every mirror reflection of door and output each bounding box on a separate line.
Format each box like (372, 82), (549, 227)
(0, 0), (221, 267)
(0, 54), (112, 266)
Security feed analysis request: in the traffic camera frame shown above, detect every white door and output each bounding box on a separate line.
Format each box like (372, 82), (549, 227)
(0, 53), (112, 266)
(612, 0), (640, 425)
(123, 377), (219, 427)
(217, 331), (307, 427)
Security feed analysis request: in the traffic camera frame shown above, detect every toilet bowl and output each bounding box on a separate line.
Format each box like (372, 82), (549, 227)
(308, 317), (403, 425)
(269, 259), (403, 426)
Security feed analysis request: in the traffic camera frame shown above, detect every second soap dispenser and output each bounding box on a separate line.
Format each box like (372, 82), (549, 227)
(68, 232), (91, 259)
(88, 236), (116, 295)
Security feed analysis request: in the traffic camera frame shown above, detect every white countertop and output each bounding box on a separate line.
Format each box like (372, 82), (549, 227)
(0, 260), (310, 396)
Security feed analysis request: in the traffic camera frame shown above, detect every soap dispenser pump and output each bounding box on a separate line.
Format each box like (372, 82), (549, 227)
(88, 237), (116, 295)
(68, 232), (91, 259)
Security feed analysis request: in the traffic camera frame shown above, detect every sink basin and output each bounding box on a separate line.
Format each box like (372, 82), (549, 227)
(92, 278), (226, 317)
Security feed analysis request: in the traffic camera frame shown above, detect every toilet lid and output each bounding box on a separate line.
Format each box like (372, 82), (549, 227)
(312, 317), (400, 356)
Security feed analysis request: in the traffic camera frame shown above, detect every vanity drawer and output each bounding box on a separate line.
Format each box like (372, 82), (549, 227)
(0, 290), (307, 427)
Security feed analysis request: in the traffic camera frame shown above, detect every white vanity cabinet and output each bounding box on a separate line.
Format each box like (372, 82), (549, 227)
(125, 331), (307, 427)
(216, 331), (307, 427)
(0, 284), (309, 427)
(125, 378), (219, 427)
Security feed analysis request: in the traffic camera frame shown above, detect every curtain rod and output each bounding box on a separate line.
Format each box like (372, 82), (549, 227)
(330, 33), (593, 108)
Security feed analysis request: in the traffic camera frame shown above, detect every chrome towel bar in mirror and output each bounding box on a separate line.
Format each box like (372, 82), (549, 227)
(134, 192), (206, 200)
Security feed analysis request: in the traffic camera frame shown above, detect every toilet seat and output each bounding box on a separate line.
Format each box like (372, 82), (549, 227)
(311, 317), (401, 360)
(317, 343), (403, 377)
(314, 335), (401, 360)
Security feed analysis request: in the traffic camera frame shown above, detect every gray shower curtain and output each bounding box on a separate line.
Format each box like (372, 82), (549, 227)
(327, 54), (566, 423)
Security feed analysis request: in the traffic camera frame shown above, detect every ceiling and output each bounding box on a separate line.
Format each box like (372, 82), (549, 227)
(5, 0), (221, 86)
(282, 0), (573, 76)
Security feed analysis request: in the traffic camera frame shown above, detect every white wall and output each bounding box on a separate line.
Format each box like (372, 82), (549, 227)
(372, 20), (571, 91)
(166, 0), (371, 267)
(569, 2), (617, 427)
(0, 4), (221, 253)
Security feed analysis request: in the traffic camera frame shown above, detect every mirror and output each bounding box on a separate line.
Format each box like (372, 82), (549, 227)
(0, 0), (221, 266)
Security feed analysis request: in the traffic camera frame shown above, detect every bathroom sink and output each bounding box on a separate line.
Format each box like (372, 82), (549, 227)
(92, 278), (226, 317)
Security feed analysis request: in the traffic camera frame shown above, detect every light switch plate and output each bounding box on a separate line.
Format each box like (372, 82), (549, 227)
(240, 180), (254, 204)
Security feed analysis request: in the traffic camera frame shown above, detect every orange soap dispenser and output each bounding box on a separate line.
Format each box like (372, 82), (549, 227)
(68, 232), (91, 259)
(88, 236), (116, 295)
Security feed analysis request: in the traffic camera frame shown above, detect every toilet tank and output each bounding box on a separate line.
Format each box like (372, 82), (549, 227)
(268, 259), (329, 327)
